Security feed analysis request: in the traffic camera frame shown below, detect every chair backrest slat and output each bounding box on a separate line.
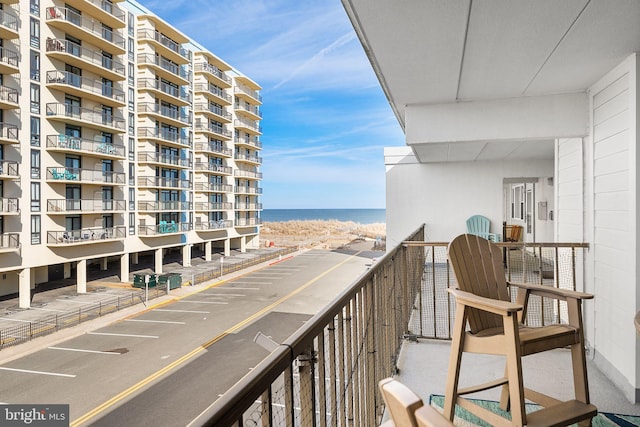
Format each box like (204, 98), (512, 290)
(448, 234), (511, 333)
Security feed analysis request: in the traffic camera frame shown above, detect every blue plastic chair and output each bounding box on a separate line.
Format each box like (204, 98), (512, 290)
(465, 215), (498, 241)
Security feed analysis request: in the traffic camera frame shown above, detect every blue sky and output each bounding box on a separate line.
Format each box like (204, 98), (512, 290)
(136, 0), (405, 209)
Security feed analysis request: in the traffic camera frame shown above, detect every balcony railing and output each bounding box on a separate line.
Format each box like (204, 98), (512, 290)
(137, 53), (191, 81)
(193, 83), (231, 103)
(137, 176), (191, 189)
(0, 85), (18, 105)
(46, 167), (126, 185)
(235, 186), (263, 195)
(0, 8), (18, 33)
(47, 70), (125, 104)
(0, 161), (18, 177)
(47, 199), (125, 213)
(138, 127), (191, 147)
(193, 103), (232, 121)
(46, 134), (126, 158)
(190, 229), (589, 427)
(234, 169), (262, 179)
(234, 136), (262, 149)
(45, 38), (126, 77)
(195, 220), (232, 231)
(234, 85), (262, 103)
(137, 201), (192, 212)
(195, 202), (233, 211)
(0, 122), (18, 144)
(138, 78), (191, 104)
(45, 6), (125, 50)
(234, 202), (262, 210)
(235, 152), (262, 164)
(46, 103), (126, 131)
(137, 151), (191, 168)
(0, 197), (18, 214)
(235, 218), (262, 227)
(47, 226), (126, 245)
(138, 221), (191, 236)
(194, 62), (231, 84)
(194, 142), (233, 157)
(137, 29), (190, 60)
(0, 47), (18, 70)
(0, 233), (19, 251)
(138, 102), (190, 124)
(234, 118), (262, 134)
(194, 122), (232, 138)
(195, 182), (233, 193)
(194, 162), (232, 175)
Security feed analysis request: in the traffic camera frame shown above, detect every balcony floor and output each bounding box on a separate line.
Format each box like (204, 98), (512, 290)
(394, 339), (640, 419)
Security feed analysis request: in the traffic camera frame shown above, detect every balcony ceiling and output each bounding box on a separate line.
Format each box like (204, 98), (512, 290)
(342, 0), (640, 162)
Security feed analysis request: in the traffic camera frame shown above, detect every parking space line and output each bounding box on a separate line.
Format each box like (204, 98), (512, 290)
(87, 332), (159, 339)
(48, 347), (121, 355)
(217, 286), (260, 290)
(55, 299), (91, 304)
(0, 367), (76, 378)
(1, 318), (33, 323)
(154, 309), (209, 314)
(177, 301), (228, 305)
(196, 293), (245, 297)
(124, 319), (185, 325)
(30, 307), (67, 313)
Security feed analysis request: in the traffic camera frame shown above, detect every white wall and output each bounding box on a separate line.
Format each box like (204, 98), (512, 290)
(583, 53), (639, 402)
(384, 147), (553, 247)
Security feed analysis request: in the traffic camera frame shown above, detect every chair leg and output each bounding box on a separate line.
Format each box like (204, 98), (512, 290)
(443, 304), (467, 421)
(499, 364), (510, 411)
(503, 314), (526, 427)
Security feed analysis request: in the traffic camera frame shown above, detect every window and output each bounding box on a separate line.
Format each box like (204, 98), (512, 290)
(30, 50), (40, 81)
(128, 137), (134, 160)
(102, 23), (113, 43)
(31, 215), (41, 245)
(30, 84), (40, 113)
(128, 37), (134, 60)
(128, 112), (134, 136)
(129, 187), (135, 210)
(127, 12), (134, 36)
(128, 87), (134, 110)
(31, 182), (40, 211)
(102, 51), (113, 70)
(30, 116), (40, 146)
(129, 212), (135, 234)
(30, 0), (39, 16)
(511, 185), (524, 220)
(128, 62), (134, 85)
(129, 162), (134, 185)
(30, 18), (40, 48)
(31, 150), (40, 179)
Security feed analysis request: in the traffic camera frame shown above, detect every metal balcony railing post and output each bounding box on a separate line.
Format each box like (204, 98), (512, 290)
(344, 302), (354, 426)
(327, 321), (338, 426)
(365, 281), (376, 427)
(298, 347), (316, 427)
(284, 365), (294, 427)
(317, 329), (327, 427)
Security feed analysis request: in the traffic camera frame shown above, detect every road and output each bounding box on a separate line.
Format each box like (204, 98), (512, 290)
(0, 248), (376, 426)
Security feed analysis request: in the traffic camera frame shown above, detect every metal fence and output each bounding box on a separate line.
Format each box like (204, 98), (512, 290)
(189, 225), (426, 427)
(191, 234), (588, 427)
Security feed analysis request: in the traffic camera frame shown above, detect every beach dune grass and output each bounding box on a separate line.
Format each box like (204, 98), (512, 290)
(261, 220), (386, 249)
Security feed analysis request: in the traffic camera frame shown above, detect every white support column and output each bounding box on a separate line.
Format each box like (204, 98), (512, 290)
(132, 252), (139, 265)
(183, 244), (191, 267)
(155, 248), (163, 274)
(240, 236), (246, 253)
(224, 239), (230, 256)
(100, 257), (108, 271)
(18, 268), (31, 309)
(64, 262), (72, 279)
(205, 241), (212, 262)
(120, 253), (129, 283)
(77, 259), (87, 294)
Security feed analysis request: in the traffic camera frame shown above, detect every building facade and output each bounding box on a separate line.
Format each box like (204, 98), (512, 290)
(0, 0), (263, 307)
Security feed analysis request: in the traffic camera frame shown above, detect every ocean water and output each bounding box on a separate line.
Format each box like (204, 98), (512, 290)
(261, 209), (386, 224)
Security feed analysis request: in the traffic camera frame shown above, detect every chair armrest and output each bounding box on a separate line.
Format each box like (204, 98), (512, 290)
(508, 282), (593, 301)
(447, 288), (522, 316)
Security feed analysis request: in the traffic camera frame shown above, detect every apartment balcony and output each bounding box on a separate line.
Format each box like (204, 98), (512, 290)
(194, 62), (232, 87)
(138, 102), (190, 127)
(195, 220), (232, 232)
(139, 221), (191, 237)
(47, 198), (126, 214)
(138, 127), (191, 149)
(137, 176), (190, 190)
(46, 71), (125, 107)
(46, 38), (126, 81)
(0, 161), (19, 179)
(235, 185), (262, 195)
(138, 78), (191, 106)
(0, 123), (18, 145)
(234, 136), (262, 149)
(234, 118), (262, 135)
(62, 0), (126, 29)
(137, 54), (190, 85)
(234, 85), (262, 105)
(47, 225), (126, 246)
(194, 162), (233, 175)
(0, 233), (19, 253)
(46, 167), (126, 185)
(194, 83), (232, 105)
(194, 142), (233, 158)
(0, 197), (18, 215)
(46, 103), (125, 133)
(234, 202), (262, 211)
(193, 103), (232, 123)
(235, 217), (261, 227)
(194, 182), (233, 193)
(46, 6), (126, 55)
(137, 201), (192, 212)
(46, 134), (126, 159)
(0, 8), (18, 40)
(0, 46), (18, 74)
(234, 169), (263, 180)
(195, 202), (233, 212)
(0, 85), (18, 111)
(137, 151), (191, 169)
(137, 29), (190, 64)
(194, 122), (232, 140)
(234, 152), (262, 165)
(234, 103), (262, 121)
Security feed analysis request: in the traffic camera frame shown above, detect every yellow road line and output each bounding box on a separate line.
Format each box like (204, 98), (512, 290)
(71, 252), (359, 426)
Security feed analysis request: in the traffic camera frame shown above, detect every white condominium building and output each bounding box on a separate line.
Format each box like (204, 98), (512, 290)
(0, 0), (263, 307)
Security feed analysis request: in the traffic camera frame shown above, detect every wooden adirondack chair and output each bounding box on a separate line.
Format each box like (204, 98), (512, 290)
(444, 234), (597, 427)
(378, 378), (453, 427)
(466, 215), (498, 241)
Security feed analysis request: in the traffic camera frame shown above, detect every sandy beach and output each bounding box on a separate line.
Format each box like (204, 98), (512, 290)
(260, 220), (386, 250)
